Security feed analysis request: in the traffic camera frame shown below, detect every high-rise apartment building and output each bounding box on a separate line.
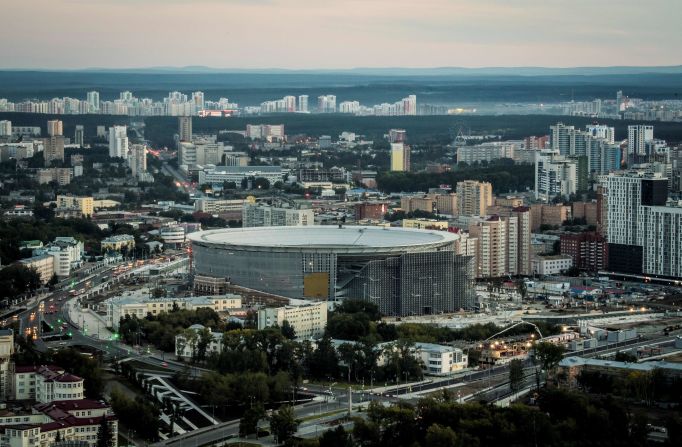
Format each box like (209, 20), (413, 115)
(468, 216), (508, 278)
(108, 125), (128, 158)
(47, 120), (63, 137)
(606, 171), (668, 275)
(283, 96), (296, 113)
(192, 91), (205, 111)
(43, 136), (65, 164)
(390, 143), (411, 172)
(586, 124), (615, 144)
(178, 116), (192, 142)
(627, 125), (654, 156)
(560, 232), (608, 272)
(456, 180), (493, 216)
(317, 95), (336, 113)
(534, 151), (577, 201)
(127, 144), (147, 177)
(0, 120), (11, 137)
(298, 95), (309, 113)
(388, 129), (407, 143)
(86, 91), (100, 112)
(74, 125), (84, 147)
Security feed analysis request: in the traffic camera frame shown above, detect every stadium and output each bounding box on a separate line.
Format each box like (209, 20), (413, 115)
(189, 226), (475, 316)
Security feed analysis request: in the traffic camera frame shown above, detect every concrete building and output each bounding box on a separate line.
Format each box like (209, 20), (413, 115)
(627, 125), (654, 156)
(402, 219), (448, 230)
(178, 116), (192, 142)
(414, 342), (468, 375)
(55, 195), (94, 218)
(43, 135), (65, 164)
(560, 232), (607, 272)
(100, 235), (135, 253)
(108, 125), (128, 158)
(529, 204), (571, 231)
(13, 365), (84, 403)
(19, 255), (54, 283)
(390, 143), (410, 172)
(531, 255), (573, 275)
(354, 202), (389, 220)
(74, 125), (84, 147)
(198, 166), (283, 187)
(456, 180), (493, 216)
(606, 171), (668, 275)
(33, 237), (84, 277)
(194, 198), (247, 216)
(585, 124), (615, 144)
(242, 203), (314, 227)
(160, 226), (185, 245)
(0, 329), (13, 400)
(106, 294), (242, 329)
(556, 356), (682, 389)
(37, 168), (72, 186)
(127, 144), (147, 177)
(0, 120), (11, 137)
(468, 216), (508, 278)
(400, 195), (434, 213)
(245, 124), (285, 141)
(388, 129), (406, 143)
(257, 302), (327, 340)
(457, 142), (516, 165)
(46, 120), (63, 137)
(435, 193), (458, 216)
(298, 95), (309, 113)
(534, 150), (577, 201)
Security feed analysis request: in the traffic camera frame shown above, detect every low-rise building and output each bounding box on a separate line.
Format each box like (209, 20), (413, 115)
(18, 255), (54, 283)
(13, 365), (84, 403)
(100, 235), (135, 253)
(55, 195), (94, 218)
(257, 302), (327, 340)
(556, 356), (682, 389)
(401, 219), (448, 230)
(174, 324), (223, 359)
(531, 255), (573, 275)
(106, 294), (242, 329)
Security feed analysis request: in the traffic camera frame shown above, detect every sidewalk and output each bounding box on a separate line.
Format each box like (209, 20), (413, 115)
(66, 299), (114, 340)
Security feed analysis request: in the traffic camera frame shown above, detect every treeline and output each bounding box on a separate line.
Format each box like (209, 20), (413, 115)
(0, 112), (129, 144)
(0, 218), (103, 265)
(298, 388), (682, 447)
(376, 161), (534, 193)
(144, 114), (682, 149)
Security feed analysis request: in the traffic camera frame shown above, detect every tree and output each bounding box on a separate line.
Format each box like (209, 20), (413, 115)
(509, 359), (524, 392)
(270, 406), (299, 444)
(614, 351), (638, 363)
(534, 342), (565, 373)
(319, 425), (353, 447)
(239, 404), (266, 437)
(425, 424), (458, 447)
(281, 320), (296, 340)
(253, 177), (270, 190)
(196, 327), (214, 362)
(96, 417), (113, 447)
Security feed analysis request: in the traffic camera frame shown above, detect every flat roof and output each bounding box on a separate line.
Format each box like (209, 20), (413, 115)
(189, 226), (458, 250)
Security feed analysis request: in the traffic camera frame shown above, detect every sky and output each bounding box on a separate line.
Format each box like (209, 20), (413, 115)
(1, 0), (681, 70)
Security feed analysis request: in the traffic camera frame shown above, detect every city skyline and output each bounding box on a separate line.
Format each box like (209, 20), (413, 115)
(1, 0), (681, 70)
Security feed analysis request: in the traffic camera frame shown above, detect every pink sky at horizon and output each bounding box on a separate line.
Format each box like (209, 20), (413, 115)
(1, 0), (680, 69)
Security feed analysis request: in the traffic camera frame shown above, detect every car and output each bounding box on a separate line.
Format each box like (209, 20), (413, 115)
(161, 362), (168, 368)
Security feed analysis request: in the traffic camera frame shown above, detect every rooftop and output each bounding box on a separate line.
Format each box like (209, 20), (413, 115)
(189, 226), (458, 249)
(560, 356), (682, 372)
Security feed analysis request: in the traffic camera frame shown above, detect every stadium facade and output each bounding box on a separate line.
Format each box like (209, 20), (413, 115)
(189, 226), (475, 316)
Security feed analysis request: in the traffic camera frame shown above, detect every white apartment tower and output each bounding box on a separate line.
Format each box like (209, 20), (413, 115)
(628, 125), (654, 156)
(534, 151), (577, 201)
(108, 125), (128, 158)
(86, 91), (100, 112)
(298, 95), (309, 112)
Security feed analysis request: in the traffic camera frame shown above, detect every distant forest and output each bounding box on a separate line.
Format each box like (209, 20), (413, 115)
(3, 112), (682, 151)
(144, 114), (682, 148)
(1, 70), (682, 104)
